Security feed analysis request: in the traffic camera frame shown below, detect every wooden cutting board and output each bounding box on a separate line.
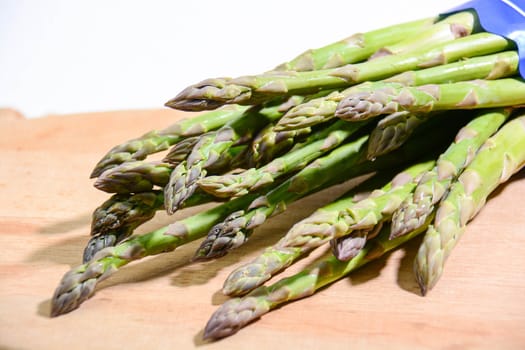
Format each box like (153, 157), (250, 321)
(1, 108), (524, 350)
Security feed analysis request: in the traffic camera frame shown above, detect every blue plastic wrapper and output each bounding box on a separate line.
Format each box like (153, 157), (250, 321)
(443, 0), (525, 78)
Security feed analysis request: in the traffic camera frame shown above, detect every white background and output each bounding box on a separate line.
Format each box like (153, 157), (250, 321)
(0, 0), (462, 118)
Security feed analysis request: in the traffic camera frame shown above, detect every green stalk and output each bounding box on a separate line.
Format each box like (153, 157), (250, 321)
(164, 101), (289, 213)
(336, 78), (525, 121)
(84, 191), (164, 262)
(329, 223), (383, 261)
(93, 144), (246, 194)
(384, 50), (519, 85)
(82, 190), (214, 263)
(275, 51), (519, 131)
(50, 191), (262, 317)
(414, 113), (525, 295)
(368, 11), (475, 59)
(221, 159), (434, 296)
(193, 111), (466, 261)
(366, 111), (429, 159)
(204, 220), (430, 340)
(390, 108), (512, 239)
(166, 33), (511, 111)
(94, 161), (172, 194)
(197, 119), (368, 198)
(275, 16), (438, 71)
(244, 124), (313, 168)
(192, 135), (370, 260)
(90, 105), (249, 178)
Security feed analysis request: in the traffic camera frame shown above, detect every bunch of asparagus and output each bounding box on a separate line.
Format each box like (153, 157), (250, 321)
(51, 9), (525, 341)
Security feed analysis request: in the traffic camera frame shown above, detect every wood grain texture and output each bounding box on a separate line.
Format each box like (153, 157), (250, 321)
(0, 109), (524, 350)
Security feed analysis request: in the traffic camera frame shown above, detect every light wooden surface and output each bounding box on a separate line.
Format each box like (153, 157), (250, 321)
(0, 109), (524, 350)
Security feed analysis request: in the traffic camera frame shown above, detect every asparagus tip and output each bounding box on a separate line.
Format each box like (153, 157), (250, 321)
(193, 211), (249, 260)
(50, 274), (94, 317)
(190, 248), (219, 262)
(418, 282), (428, 297)
(203, 296), (269, 341)
(203, 300), (241, 340)
(330, 233), (367, 261)
(50, 296), (79, 317)
(414, 264), (429, 296)
(82, 234), (117, 263)
(192, 234), (234, 261)
(164, 96), (224, 112)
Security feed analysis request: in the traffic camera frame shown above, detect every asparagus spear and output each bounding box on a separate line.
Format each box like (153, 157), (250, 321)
(275, 51), (519, 131)
(166, 33), (511, 111)
(383, 51), (519, 86)
(192, 135), (371, 260)
(82, 190), (215, 263)
(244, 124), (313, 168)
(220, 171), (385, 296)
(126, 15), (433, 173)
(274, 16), (438, 71)
(94, 161), (172, 194)
(164, 100), (295, 214)
(390, 108), (512, 239)
(204, 220), (431, 340)
(414, 113), (525, 295)
(162, 136), (200, 165)
(209, 145), (251, 173)
(366, 109), (463, 160)
(222, 159), (435, 296)
(50, 191), (265, 317)
(329, 223), (383, 261)
(176, 13), (475, 113)
(90, 191), (164, 236)
(83, 191), (164, 261)
(158, 96), (304, 165)
(367, 11), (474, 60)
(284, 169), (431, 242)
(366, 111), (428, 159)
(94, 143), (249, 195)
(95, 1), (415, 177)
(193, 110), (464, 262)
(335, 78), (525, 121)
(197, 119), (368, 198)
(242, 93), (333, 168)
(90, 105), (249, 178)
